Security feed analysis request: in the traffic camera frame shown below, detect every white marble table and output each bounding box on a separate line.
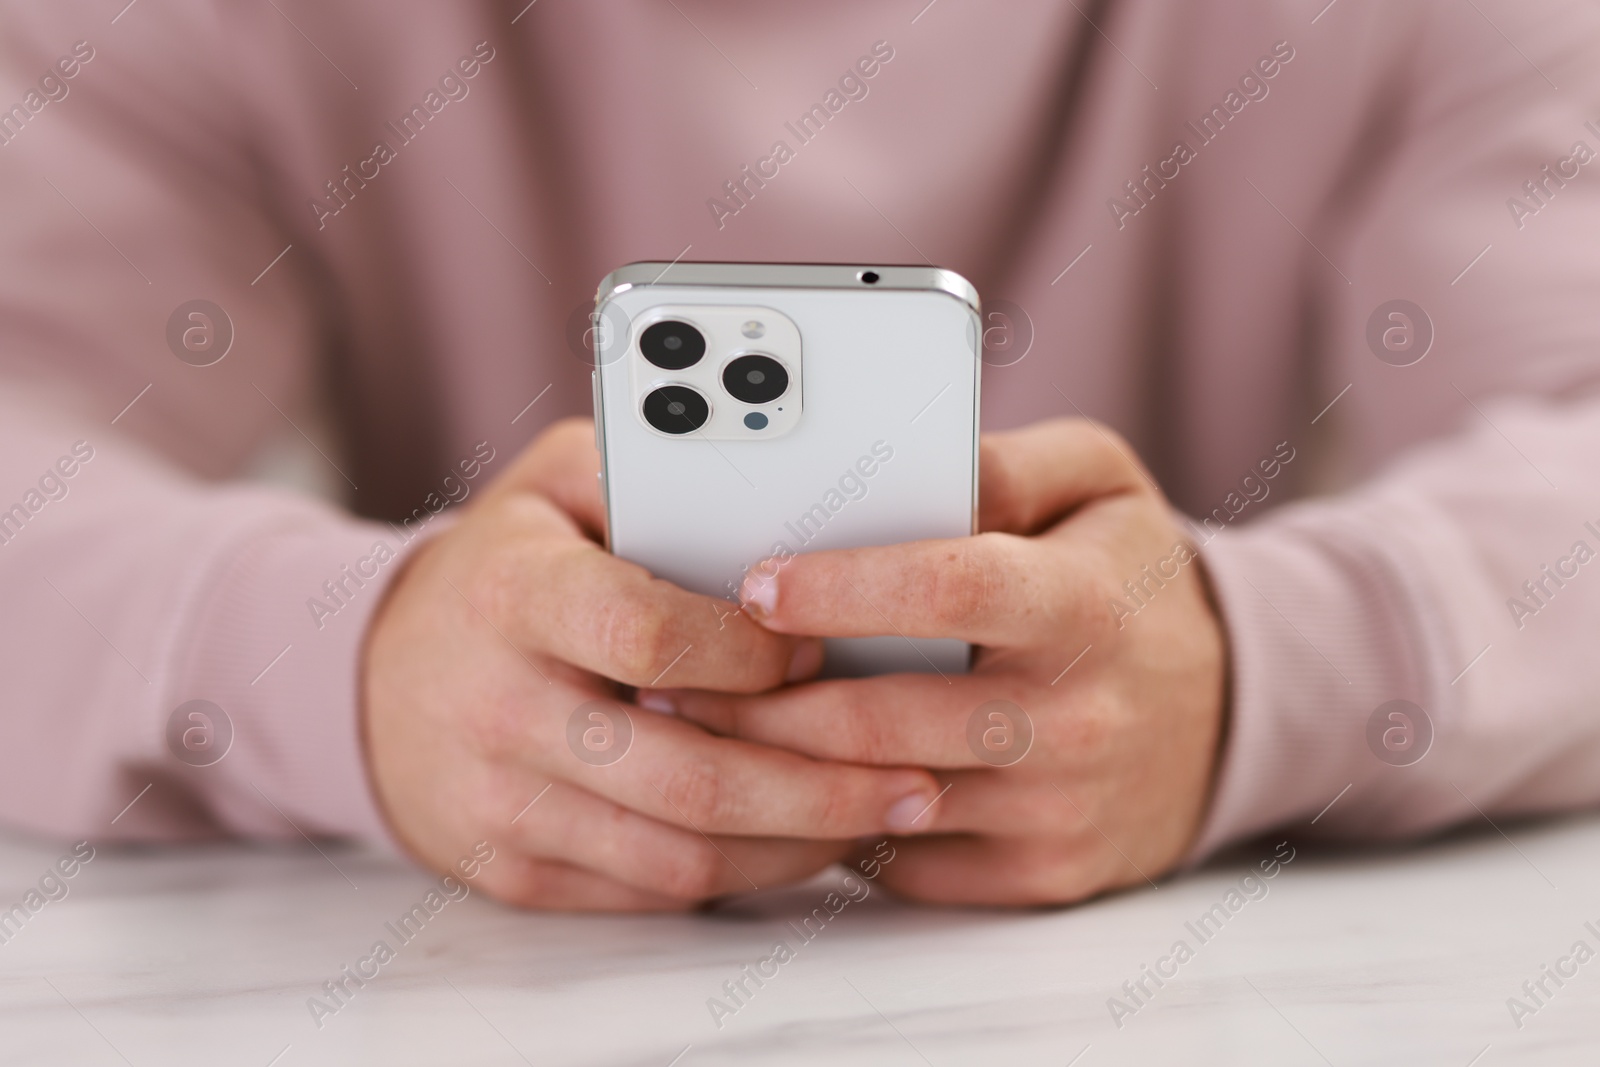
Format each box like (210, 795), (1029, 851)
(2, 814), (1597, 1066)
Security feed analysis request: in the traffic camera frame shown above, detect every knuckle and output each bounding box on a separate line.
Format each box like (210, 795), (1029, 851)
(983, 442), (1028, 529)
(467, 768), (524, 824)
(471, 537), (536, 629)
(476, 857), (550, 909)
(462, 684), (529, 758)
(596, 590), (676, 682)
(656, 840), (726, 899)
(925, 537), (1008, 629)
(1081, 420), (1152, 488)
(1016, 852), (1082, 905)
(1084, 585), (1120, 639)
(835, 692), (893, 764)
(1055, 697), (1114, 761)
(1083, 418), (1131, 456)
(524, 418), (589, 470)
(1082, 566), (1133, 641)
(657, 758), (731, 827)
(548, 416), (593, 446)
(806, 772), (858, 833)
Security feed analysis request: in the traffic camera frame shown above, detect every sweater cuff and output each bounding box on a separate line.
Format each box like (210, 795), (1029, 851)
(1181, 501), (1440, 863)
(169, 497), (450, 851)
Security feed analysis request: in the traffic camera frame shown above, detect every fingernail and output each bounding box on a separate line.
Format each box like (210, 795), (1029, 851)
(885, 793), (934, 833)
(785, 639), (824, 683)
(636, 689), (677, 715)
(740, 569), (778, 619)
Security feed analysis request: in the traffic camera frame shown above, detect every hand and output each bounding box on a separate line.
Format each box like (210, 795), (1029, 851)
(661, 419), (1227, 906)
(361, 419), (942, 910)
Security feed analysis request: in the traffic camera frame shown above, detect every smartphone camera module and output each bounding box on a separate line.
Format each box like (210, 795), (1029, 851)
(722, 354), (788, 405)
(642, 385), (709, 434)
(626, 304), (800, 439)
(640, 320), (705, 370)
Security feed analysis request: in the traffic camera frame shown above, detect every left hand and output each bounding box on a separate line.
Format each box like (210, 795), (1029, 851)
(653, 418), (1228, 906)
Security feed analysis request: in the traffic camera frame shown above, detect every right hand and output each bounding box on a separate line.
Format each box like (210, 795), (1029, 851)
(361, 419), (942, 910)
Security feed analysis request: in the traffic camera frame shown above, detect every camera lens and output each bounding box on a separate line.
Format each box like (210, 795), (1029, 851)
(722, 354), (789, 405)
(639, 320), (705, 370)
(642, 385), (709, 434)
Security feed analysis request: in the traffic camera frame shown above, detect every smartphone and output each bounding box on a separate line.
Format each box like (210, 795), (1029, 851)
(590, 262), (980, 678)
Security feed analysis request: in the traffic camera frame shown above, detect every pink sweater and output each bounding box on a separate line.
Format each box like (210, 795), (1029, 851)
(3, 0), (1599, 862)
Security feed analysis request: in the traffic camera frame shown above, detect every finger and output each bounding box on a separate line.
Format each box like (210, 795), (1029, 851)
(860, 772), (1113, 837)
(737, 532), (1102, 647)
(979, 418), (1155, 535)
(471, 851), (697, 912)
(484, 417), (607, 539)
(896, 768), (1212, 872)
(475, 529), (824, 692)
(506, 779), (848, 899)
(861, 835), (1143, 907)
(665, 675), (1048, 769)
(543, 704), (943, 839)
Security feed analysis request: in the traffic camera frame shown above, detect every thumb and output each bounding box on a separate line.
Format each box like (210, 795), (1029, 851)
(979, 418), (1159, 535)
(482, 417), (606, 538)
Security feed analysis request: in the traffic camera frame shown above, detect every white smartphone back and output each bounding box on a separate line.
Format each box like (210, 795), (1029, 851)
(592, 262), (980, 677)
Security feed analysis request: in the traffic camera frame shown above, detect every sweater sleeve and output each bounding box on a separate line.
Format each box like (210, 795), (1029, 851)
(0, 2), (418, 844)
(1187, 0), (1600, 857)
